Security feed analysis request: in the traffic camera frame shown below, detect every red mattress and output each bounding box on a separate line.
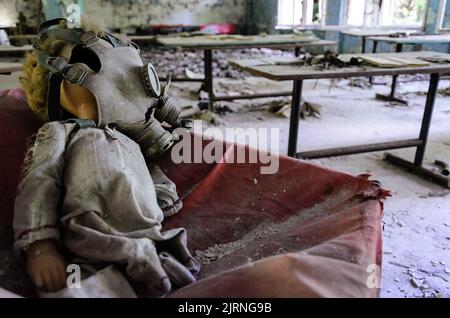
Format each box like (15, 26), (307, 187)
(0, 89), (389, 298)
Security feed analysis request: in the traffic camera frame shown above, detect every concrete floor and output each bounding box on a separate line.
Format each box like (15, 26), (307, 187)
(1, 68), (449, 298)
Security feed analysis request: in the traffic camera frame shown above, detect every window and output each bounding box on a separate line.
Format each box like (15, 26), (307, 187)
(278, 0), (302, 26)
(379, 0), (427, 27)
(277, 0), (325, 26)
(344, 0), (426, 28)
(346, 0), (366, 26)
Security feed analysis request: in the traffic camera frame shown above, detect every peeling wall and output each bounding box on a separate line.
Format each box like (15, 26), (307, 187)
(84, 0), (247, 29)
(0, 0), (41, 27)
(0, 2), (16, 27)
(245, 0), (278, 35)
(0, 0), (247, 29)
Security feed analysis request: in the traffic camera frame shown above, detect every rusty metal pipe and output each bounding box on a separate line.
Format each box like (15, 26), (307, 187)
(385, 154), (450, 188)
(296, 139), (423, 159)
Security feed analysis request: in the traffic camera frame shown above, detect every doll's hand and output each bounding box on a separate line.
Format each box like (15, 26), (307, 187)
(25, 240), (68, 292)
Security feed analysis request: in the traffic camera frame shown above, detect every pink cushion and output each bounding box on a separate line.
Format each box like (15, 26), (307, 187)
(0, 89), (42, 250)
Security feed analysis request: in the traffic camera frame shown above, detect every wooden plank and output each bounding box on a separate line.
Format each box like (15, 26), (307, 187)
(0, 45), (33, 55)
(230, 57), (302, 69)
(360, 56), (405, 67)
(156, 34), (334, 50)
(359, 55), (430, 68)
(126, 35), (157, 41)
(9, 35), (37, 40)
(341, 29), (416, 37)
(368, 34), (450, 44)
(305, 25), (351, 32)
(247, 63), (450, 81)
(160, 39), (336, 50)
(231, 51), (450, 81)
(382, 56), (431, 67)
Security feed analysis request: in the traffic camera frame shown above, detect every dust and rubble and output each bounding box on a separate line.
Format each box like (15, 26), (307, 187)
(194, 218), (299, 265)
(388, 260), (449, 298)
(185, 109), (224, 125)
(269, 101), (322, 119)
(141, 47), (294, 80)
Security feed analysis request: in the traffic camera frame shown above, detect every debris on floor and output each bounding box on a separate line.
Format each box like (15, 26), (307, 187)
(141, 47), (294, 80)
(186, 109), (224, 126)
(268, 100), (321, 119)
(438, 86), (450, 96)
(384, 100), (410, 107)
(301, 102), (322, 119)
(348, 77), (372, 89)
(273, 104), (291, 118)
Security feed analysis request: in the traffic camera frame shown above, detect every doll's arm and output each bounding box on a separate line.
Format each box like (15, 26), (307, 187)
(148, 164), (183, 218)
(25, 239), (67, 292)
(13, 122), (70, 291)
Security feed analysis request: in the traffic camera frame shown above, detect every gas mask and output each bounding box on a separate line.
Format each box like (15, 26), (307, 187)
(34, 18), (188, 159)
(111, 77), (193, 160)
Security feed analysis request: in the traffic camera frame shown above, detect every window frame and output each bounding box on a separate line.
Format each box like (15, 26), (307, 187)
(437, 0), (450, 33)
(275, 0), (326, 29)
(343, 0), (426, 31)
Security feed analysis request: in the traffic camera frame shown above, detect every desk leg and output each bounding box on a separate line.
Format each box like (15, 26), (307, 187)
(373, 40), (379, 53)
(390, 43), (403, 98)
(385, 73), (449, 188)
(288, 80), (303, 157)
(414, 73), (439, 166)
(369, 40), (379, 84)
(204, 49), (214, 112)
(375, 43), (407, 104)
(361, 36), (367, 53)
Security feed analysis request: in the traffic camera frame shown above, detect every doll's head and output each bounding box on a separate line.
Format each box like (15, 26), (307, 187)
(21, 18), (106, 122)
(21, 17), (185, 138)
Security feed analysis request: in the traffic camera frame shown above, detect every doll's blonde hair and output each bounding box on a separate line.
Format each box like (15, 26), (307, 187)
(21, 16), (106, 122)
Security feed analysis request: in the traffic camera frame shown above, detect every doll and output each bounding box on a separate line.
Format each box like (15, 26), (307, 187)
(14, 18), (199, 297)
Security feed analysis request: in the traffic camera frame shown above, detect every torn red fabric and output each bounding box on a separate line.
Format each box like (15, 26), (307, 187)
(0, 89), (389, 298)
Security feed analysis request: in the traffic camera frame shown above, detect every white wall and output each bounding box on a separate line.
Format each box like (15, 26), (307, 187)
(0, 0), (247, 29)
(84, 0), (247, 29)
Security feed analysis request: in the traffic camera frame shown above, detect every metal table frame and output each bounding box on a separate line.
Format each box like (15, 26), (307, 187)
(371, 41), (408, 104)
(233, 52), (450, 187)
(155, 38), (336, 112)
(202, 46), (305, 111)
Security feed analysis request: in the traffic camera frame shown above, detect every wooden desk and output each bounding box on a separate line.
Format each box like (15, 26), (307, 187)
(231, 51), (450, 187)
(8, 34), (37, 45)
(8, 35), (37, 40)
(125, 35), (157, 43)
(0, 45), (33, 56)
(298, 25), (352, 32)
(156, 34), (332, 49)
(341, 29), (420, 53)
(0, 62), (22, 74)
(367, 34), (450, 104)
(368, 34), (450, 47)
(156, 34), (336, 111)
